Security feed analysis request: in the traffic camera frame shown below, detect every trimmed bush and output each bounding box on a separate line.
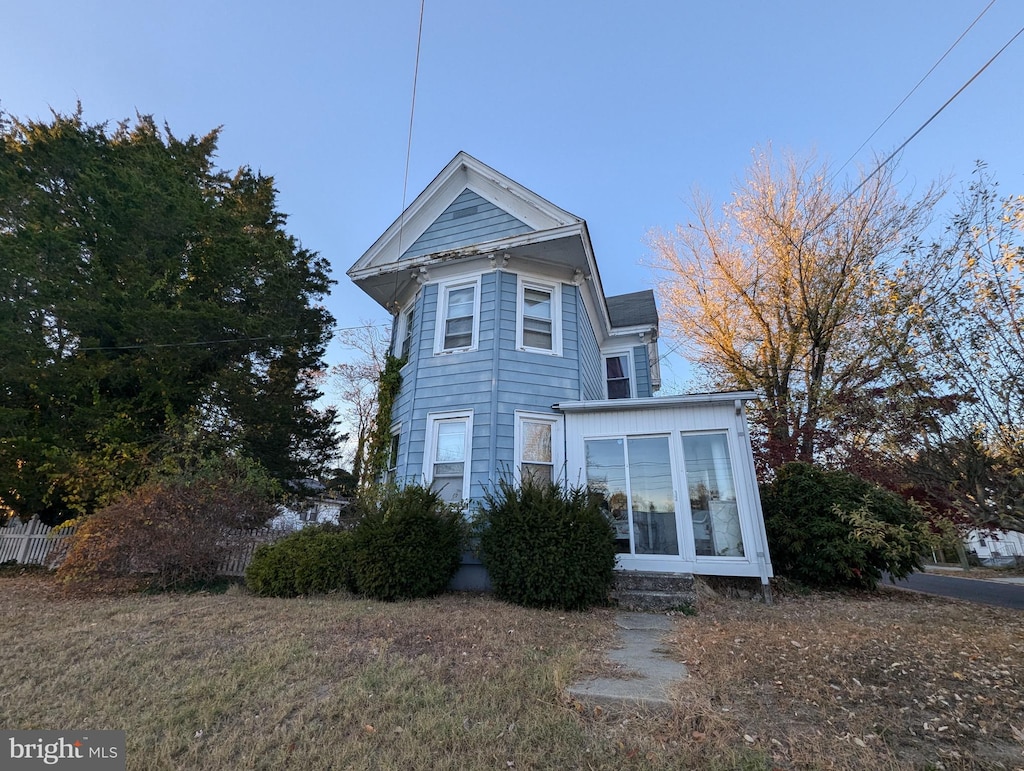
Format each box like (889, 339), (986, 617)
(350, 484), (465, 602)
(245, 526), (354, 597)
(761, 462), (932, 590)
(476, 477), (616, 611)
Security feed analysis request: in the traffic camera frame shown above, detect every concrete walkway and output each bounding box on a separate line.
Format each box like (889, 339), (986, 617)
(567, 612), (686, 710)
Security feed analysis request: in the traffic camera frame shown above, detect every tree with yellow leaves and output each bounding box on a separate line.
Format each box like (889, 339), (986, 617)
(650, 149), (940, 471)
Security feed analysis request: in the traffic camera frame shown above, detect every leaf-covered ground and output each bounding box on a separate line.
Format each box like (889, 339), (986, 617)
(660, 585), (1024, 769)
(2, 568), (1022, 769)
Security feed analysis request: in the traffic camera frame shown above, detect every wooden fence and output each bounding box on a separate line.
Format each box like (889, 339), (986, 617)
(0, 516), (285, 577)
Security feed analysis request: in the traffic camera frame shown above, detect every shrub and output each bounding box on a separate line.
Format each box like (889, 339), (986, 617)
(761, 462), (932, 590)
(245, 526), (355, 597)
(476, 477), (616, 611)
(350, 484), (465, 602)
(56, 470), (277, 592)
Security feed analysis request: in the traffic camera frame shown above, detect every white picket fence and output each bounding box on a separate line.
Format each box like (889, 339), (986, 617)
(0, 517), (73, 567)
(0, 516), (284, 576)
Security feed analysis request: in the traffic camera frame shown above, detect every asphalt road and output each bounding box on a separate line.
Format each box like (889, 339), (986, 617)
(889, 571), (1024, 610)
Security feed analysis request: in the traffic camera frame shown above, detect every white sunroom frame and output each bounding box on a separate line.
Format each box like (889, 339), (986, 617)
(556, 391), (773, 586)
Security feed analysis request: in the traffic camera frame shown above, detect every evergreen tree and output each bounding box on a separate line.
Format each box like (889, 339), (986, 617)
(0, 107), (337, 522)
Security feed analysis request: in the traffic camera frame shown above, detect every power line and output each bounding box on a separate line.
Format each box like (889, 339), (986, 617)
(397, 0), (426, 258)
(831, 0), (997, 184)
(72, 324), (389, 353)
(835, 21), (1024, 216)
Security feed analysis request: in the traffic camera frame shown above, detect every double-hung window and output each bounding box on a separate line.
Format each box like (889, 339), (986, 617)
(515, 412), (563, 485)
(436, 279), (479, 353)
(604, 353), (633, 399)
(393, 302), (415, 360)
(425, 412), (473, 502)
(517, 279), (561, 354)
(383, 430), (400, 484)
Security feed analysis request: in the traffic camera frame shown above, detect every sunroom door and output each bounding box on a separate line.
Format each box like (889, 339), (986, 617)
(584, 435), (679, 556)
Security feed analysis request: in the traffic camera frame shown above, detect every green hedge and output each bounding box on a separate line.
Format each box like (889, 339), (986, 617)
(350, 484), (465, 601)
(761, 462), (932, 590)
(246, 526), (354, 597)
(476, 478), (616, 610)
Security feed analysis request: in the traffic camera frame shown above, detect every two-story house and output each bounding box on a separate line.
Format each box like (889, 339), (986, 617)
(347, 152), (772, 589)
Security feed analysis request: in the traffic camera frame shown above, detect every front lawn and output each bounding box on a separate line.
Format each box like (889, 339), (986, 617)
(2, 571), (1022, 769)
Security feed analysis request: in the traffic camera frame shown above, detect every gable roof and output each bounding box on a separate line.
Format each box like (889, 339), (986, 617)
(607, 290), (659, 329)
(400, 188), (532, 260)
(346, 152), (657, 349)
(348, 152), (582, 284)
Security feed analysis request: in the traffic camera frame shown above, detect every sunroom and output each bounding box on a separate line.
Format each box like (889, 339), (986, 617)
(557, 391), (773, 585)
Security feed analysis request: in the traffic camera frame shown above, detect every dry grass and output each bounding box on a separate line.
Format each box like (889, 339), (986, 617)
(3, 569), (1024, 769)
(659, 586), (1024, 770)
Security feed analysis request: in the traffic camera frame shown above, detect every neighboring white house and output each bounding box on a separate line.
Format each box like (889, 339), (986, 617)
(965, 528), (1024, 565)
(347, 152), (773, 588)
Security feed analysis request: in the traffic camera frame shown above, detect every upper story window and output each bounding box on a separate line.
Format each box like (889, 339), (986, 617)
(604, 352), (633, 399)
(435, 278), (480, 354)
(516, 279), (562, 355)
(393, 302), (415, 359)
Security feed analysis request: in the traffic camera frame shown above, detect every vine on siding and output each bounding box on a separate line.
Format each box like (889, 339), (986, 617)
(365, 354), (405, 481)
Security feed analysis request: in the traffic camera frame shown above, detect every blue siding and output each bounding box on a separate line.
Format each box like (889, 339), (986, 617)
(401, 189), (533, 260)
(492, 275), (580, 483)
(577, 293), (604, 400)
(392, 269), (594, 501)
(633, 344), (652, 398)
(396, 273), (500, 499)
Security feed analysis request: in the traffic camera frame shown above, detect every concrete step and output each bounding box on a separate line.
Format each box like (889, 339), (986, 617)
(611, 571), (697, 612)
(612, 589), (696, 613)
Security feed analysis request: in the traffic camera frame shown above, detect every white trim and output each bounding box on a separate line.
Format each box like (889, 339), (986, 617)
(678, 429), (750, 560)
(433, 276), (481, 355)
(347, 152), (580, 279)
(392, 301), (415, 359)
(383, 424), (402, 485)
(423, 410), (474, 502)
(515, 277), (563, 356)
(602, 350), (635, 399)
(513, 411), (565, 486)
(555, 391), (757, 412)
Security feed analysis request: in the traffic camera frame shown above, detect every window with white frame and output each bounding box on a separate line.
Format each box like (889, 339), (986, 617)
(383, 429), (400, 484)
(515, 412), (563, 485)
(682, 432), (744, 557)
(435, 279), (479, 353)
(393, 302), (415, 360)
(604, 352), (632, 399)
(424, 412), (472, 502)
(516, 279), (561, 354)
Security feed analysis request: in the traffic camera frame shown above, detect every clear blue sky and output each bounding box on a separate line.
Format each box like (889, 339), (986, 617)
(4, 1), (1022, 393)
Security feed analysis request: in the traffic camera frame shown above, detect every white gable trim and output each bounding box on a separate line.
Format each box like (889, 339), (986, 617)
(348, 152), (581, 278)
